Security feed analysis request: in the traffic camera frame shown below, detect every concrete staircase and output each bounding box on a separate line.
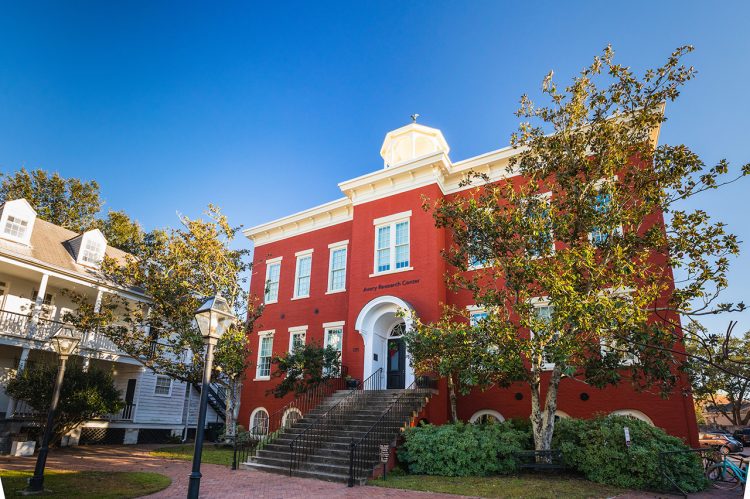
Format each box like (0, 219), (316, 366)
(240, 389), (431, 484)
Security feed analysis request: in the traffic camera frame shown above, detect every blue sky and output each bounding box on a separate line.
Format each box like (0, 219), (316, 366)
(0, 1), (748, 334)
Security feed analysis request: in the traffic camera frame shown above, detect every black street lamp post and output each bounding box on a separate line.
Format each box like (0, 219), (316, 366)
(187, 295), (235, 499)
(26, 325), (81, 493)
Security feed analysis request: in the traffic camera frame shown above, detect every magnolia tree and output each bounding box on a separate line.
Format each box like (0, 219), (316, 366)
(65, 206), (261, 440)
(406, 45), (748, 451)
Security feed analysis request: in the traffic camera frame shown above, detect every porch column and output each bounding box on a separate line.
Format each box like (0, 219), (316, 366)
(27, 272), (50, 338)
(81, 288), (105, 369)
(6, 347), (31, 417)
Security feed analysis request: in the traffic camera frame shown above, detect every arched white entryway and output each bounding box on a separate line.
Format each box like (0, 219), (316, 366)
(355, 295), (415, 389)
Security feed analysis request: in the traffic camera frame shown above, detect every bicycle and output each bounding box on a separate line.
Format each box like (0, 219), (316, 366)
(705, 452), (748, 490)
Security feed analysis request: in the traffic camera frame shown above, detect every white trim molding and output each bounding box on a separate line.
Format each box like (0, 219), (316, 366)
(373, 211), (412, 226)
(469, 409), (505, 424)
(322, 320), (345, 328)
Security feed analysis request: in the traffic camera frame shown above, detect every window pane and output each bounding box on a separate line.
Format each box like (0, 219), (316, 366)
(395, 244), (409, 268)
(329, 248), (346, 290)
(395, 222), (409, 244)
(4, 216), (29, 238)
(258, 336), (273, 377)
(326, 329), (343, 352)
(377, 226), (390, 249)
(331, 248), (346, 270)
(265, 263), (281, 302)
(296, 256), (312, 296)
(377, 248), (390, 272)
(470, 311), (488, 326)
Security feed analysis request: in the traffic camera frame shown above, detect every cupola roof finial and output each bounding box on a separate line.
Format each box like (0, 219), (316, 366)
(410, 113), (420, 123)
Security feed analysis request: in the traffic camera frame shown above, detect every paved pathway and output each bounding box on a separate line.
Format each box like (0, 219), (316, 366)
(0, 445), (744, 498)
(0, 445), (469, 498)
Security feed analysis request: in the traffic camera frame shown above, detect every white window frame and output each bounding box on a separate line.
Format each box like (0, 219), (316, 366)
(288, 325), (308, 353)
(598, 289), (638, 366)
(255, 330), (275, 380)
(529, 298), (556, 371)
(249, 407), (270, 435)
(371, 211), (412, 277)
(589, 177), (622, 245)
(524, 192), (554, 258)
(469, 409), (505, 424)
(153, 375), (173, 397)
(323, 322), (344, 374)
(3, 215), (29, 240)
(467, 305), (489, 326)
(326, 240), (348, 294)
(292, 249), (313, 299)
(79, 237), (104, 266)
(263, 257), (282, 304)
(610, 409), (653, 425)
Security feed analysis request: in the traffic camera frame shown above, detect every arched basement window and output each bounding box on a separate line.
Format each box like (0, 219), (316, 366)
(610, 409), (653, 425)
(469, 409), (505, 424)
(249, 407), (269, 435)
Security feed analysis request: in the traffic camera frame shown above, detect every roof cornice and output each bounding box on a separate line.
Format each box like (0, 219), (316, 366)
(243, 197), (353, 247)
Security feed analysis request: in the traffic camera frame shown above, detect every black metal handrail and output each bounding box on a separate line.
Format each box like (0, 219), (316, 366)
(347, 376), (432, 486)
(233, 367), (349, 469)
(289, 367), (383, 476)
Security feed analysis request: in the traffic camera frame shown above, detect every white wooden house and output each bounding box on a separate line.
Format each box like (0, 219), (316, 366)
(0, 199), (221, 446)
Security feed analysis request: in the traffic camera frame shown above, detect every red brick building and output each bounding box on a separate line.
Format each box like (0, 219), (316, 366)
(240, 122), (699, 447)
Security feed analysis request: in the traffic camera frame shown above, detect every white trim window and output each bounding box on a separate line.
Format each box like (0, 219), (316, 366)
(80, 238), (104, 265)
(293, 250), (313, 299)
(264, 259), (281, 303)
(469, 308), (488, 326)
(525, 193), (554, 258)
(256, 332), (274, 379)
(327, 241), (348, 293)
(289, 326), (307, 353)
(324, 325), (343, 375)
(249, 407), (270, 435)
(154, 375), (172, 396)
(469, 409), (505, 424)
(3, 215), (29, 239)
(373, 212), (411, 275)
(531, 303), (557, 370)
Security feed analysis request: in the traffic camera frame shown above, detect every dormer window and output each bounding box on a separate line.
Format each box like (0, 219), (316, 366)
(80, 238), (104, 265)
(0, 198), (37, 245)
(4, 215), (29, 239)
(71, 229), (108, 267)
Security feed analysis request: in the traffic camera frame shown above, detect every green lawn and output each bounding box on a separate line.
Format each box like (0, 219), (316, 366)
(0, 470), (171, 498)
(368, 473), (625, 499)
(151, 443), (234, 466)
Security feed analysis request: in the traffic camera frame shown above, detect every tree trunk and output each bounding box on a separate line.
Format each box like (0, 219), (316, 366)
(529, 364), (563, 452)
(224, 379), (238, 442)
(447, 373), (459, 423)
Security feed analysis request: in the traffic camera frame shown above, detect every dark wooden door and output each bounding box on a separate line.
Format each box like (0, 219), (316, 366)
(125, 379), (137, 404)
(387, 338), (405, 389)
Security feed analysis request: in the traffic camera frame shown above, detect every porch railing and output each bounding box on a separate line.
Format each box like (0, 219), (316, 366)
(10, 399), (39, 419)
(347, 376), (432, 486)
(289, 367), (383, 476)
(111, 402), (136, 421)
(233, 366), (349, 468)
(0, 309), (121, 355)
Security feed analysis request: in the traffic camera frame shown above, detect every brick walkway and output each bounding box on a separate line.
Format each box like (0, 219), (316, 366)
(0, 445), (743, 498)
(0, 445), (469, 498)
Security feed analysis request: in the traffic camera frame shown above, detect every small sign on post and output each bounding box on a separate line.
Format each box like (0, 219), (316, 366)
(623, 426), (631, 448)
(379, 443), (389, 479)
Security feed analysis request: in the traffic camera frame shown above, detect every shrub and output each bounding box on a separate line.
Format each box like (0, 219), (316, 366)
(552, 416), (707, 492)
(397, 422), (527, 476)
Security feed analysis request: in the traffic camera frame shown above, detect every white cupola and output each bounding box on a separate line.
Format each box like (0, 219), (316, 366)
(380, 121), (450, 168)
(0, 198), (37, 245)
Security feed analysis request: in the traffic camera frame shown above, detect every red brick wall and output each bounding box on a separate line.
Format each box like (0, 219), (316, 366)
(239, 174), (698, 447)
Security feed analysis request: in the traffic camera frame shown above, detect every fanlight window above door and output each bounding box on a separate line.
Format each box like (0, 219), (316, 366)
(389, 322), (406, 338)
